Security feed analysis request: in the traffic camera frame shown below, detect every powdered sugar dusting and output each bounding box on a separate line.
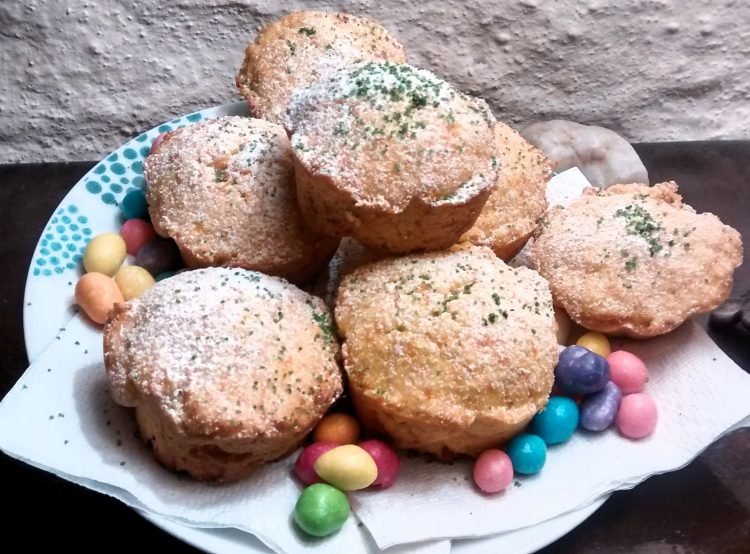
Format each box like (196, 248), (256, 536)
(530, 182), (743, 337)
(285, 61), (498, 212)
(105, 268), (341, 438)
(143, 116), (337, 278)
(236, 11), (406, 125)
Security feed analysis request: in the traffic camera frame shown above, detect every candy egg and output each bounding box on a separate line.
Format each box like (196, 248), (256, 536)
(576, 332), (611, 357)
(114, 266), (155, 300)
(313, 413), (360, 445)
(294, 483), (350, 537)
(531, 396), (579, 445)
(120, 189), (149, 221)
(135, 238), (181, 277)
(580, 381), (623, 431)
(295, 442), (337, 485)
(607, 350), (648, 394)
(155, 270), (176, 282)
(358, 439), (400, 488)
(75, 272), (124, 325)
(473, 449), (513, 493)
(555, 345), (610, 395)
(150, 131), (168, 156)
(506, 434), (547, 475)
(617, 393), (658, 439)
(314, 444), (377, 491)
(120, 219), (156, 256)
(83, 233), (127, 276)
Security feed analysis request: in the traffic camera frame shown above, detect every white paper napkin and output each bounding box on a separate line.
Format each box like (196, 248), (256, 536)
(0, 314), (449, 554)
(352, 321), (750, 548)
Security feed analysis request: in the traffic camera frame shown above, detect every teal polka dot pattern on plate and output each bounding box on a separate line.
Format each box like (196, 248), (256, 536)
(31, 106), (209, 276)
(32, 203), (91, 276)
(80, 108), (205, 207)
(86, 181), (102, 194)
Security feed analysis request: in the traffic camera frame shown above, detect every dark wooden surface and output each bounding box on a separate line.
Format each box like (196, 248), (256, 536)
(1, 144), (749, 553)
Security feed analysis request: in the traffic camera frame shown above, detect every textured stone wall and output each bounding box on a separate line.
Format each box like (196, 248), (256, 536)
(1, 0), (748, 163)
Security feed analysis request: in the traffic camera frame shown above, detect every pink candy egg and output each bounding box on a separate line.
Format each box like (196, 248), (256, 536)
(294, 442), (337, 485)
(120, 219), (157, 256)
(473, 449), (513, 494)
(616, 393), (658, 439)
(358, 439), (400, 489)
(607, 350), (648, 394)
(149, 131), (168, 155)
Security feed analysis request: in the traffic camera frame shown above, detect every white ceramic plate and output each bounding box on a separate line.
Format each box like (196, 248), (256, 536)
(22, 102), (606, 553)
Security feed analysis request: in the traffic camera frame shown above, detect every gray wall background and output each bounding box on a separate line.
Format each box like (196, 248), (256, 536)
(1, 0), (748, 163)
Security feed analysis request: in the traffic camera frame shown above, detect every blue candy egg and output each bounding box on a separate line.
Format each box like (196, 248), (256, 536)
(120, 189), (149, 221)
(555, 345), (610, 395)
(531, 397), (579, 445)
(506, 434), (547, 475)
(155, 270), (177, 282)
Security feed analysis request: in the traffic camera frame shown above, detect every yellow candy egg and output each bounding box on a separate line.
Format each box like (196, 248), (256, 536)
(83, 233), (127, 276)
(576, 331), (611, 357)
(75, 272), (124, 324)
(313, 444), (378, 491)
(115, 265), (155, 300)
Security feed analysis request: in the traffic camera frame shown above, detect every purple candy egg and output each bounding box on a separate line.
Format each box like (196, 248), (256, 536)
(555, 345), (610, 395)
(580, 381), (623, 431)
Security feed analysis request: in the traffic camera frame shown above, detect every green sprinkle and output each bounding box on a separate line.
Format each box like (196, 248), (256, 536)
(312, 312), (335, 343)
(615, 204), (664, 256)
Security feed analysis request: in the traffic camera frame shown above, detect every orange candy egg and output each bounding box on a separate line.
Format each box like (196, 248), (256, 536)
(75, 272), (124, 324)
(313, 413), (360, 445)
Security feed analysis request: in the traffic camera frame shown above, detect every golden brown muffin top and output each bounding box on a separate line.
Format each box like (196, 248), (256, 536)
(461, 122), (551, 260)
(104, 268), (342, 440)
(530, 182), (743, 337)
(335, 245), (557, 427)
(144, 116), (334, 277)
(236, 10), (406, 124)
(286, 61), (498, 212)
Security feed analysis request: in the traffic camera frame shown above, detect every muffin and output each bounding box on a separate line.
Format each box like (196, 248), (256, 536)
(236, 11), (406, 125)
(103, 268), (342, 482)
(530, 182), (743, 337)
(334, 245), (558, 458)
(461, 122), (551, 260)
(286, 61), (498, 253)
(144, 116), (338, 282)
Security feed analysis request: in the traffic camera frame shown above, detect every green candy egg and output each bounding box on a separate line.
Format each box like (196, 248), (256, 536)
(294, 483), (350, 537)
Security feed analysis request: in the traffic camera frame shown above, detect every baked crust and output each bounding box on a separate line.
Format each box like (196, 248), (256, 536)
(103, 268), (342, 481)
(461, 122), (551, 260)
(144, 116), (338, 283)
(530, 182), (743, 337)
(286, 61), (498, 253)
(236, 11), (406, 125)
(334, 245), (557, 458)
